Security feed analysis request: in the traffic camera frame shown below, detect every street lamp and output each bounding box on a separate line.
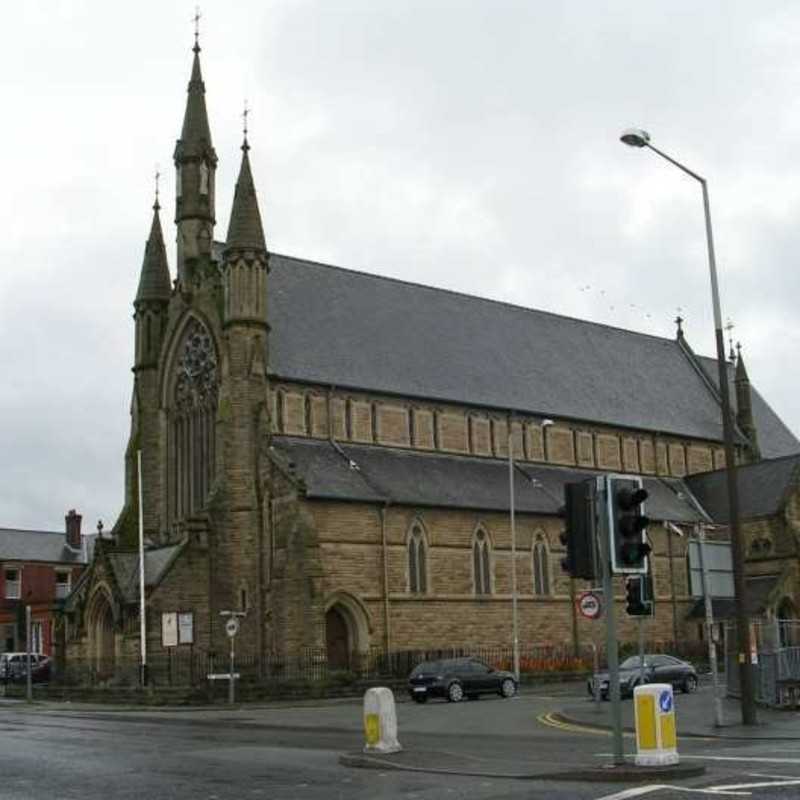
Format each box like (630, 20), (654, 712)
(620, 128), (757, 725)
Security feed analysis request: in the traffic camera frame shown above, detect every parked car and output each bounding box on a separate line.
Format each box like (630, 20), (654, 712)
(408, 657), (517, 703)
(588, 654), (698, 700)
(0, 653), (51, 683)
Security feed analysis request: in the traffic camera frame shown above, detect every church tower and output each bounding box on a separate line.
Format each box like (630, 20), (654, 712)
(174, 37), (217, 288)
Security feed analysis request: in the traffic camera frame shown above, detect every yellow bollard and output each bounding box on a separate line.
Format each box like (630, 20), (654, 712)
(634, 683), (679, 766)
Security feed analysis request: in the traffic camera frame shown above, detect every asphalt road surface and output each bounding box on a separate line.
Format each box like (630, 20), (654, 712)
(1, 685), (799, 799)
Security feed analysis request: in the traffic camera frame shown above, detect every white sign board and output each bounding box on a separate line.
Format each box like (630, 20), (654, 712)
(688, 540), (734, 598)
(225, 617), (240, 638)
(161, 612), (178, 648)
(178, 612), (194, 645)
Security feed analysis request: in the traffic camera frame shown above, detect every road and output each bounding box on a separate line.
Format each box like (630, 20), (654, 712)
(1, 684), (799, 799)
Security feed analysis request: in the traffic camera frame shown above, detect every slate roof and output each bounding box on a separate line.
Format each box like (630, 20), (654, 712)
(262, 253), (799, 451)
(106, 543), (184, 604)
(270, 436), (705, 522)
(0, 528), (86, 564)
(685, 454), (800, 523)
(687, 574), (780, 619)
(696, 354), (799, 459)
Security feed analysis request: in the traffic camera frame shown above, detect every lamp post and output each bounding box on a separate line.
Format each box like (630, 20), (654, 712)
(620, 128), (756, 725)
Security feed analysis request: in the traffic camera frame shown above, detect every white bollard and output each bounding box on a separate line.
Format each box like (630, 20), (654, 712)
(634, 683), (679, 766)
(363, 687), (402, 754)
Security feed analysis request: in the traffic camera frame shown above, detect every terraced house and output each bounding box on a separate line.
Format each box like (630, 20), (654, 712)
(63, 41), (800, 675)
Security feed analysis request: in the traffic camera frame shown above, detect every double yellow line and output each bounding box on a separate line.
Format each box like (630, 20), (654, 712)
(536, 711), (633, 738)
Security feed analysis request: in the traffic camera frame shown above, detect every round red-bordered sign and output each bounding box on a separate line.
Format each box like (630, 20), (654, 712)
(576, 591), (602, 620)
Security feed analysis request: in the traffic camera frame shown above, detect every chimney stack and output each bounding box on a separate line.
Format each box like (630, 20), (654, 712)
(65, 509), (82, 550)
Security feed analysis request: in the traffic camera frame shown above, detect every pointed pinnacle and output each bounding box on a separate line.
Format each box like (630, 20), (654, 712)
(224, 143), (266, 254)
(180, 47), (213, 149)
(136, 205), (172, 303)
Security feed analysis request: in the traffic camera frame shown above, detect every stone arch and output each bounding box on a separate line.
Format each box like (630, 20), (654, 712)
(324, 592), (371, 670)
(86, 584), (117, 676)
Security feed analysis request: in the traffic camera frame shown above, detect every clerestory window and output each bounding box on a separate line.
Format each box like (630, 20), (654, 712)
(533, 536), (550, 596)
(408, 524), (428, 594)
(473, 528), (492, 595)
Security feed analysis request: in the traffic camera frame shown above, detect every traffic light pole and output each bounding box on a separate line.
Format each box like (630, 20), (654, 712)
(598, 476), (624, 765)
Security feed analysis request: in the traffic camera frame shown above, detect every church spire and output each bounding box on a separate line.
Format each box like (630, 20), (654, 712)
(174, 24), (218, 284)
(134, 180), (172, 372)
(222, 116), (269, 328)
(135, 182), (171, 305)
(224, 136), (266, 255)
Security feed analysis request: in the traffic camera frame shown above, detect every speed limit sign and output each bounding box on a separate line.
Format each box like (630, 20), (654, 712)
(225, 617), (240, 638)
(577, 591), (602, 620)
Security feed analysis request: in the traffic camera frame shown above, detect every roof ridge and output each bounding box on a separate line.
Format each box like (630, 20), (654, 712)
(0, 527), (64, 536)
(269, 252), (703, 351)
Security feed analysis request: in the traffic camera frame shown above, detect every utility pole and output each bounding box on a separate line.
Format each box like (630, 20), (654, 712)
(598, 476), (624, 765)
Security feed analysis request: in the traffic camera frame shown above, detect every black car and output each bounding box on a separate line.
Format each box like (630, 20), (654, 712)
(588, 654), (698, 700)
(408, 657), (517, 703)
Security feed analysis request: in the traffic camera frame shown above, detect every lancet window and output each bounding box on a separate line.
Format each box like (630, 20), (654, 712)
(408, 524), (428, 594)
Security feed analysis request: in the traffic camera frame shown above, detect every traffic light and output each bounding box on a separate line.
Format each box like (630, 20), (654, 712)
(624, 574), (654, 617)
(560, 479), (597, 580)
(608, 477), (651, 574)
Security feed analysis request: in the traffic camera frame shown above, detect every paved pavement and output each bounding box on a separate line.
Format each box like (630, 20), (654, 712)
(556, 682), (800, 741)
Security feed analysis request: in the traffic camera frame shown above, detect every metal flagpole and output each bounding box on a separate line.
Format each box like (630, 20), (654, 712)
(137, 450), (148, 687)
(508, 425), (520, 683)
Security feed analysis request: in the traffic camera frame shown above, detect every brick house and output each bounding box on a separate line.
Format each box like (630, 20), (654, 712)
(1, 511), (91, 655)
(62, 41), (799, 674)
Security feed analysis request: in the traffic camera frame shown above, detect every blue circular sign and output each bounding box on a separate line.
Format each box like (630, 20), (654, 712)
(659, 689), (673, 713)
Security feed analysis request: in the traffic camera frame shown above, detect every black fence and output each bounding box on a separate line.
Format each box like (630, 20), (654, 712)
(52, 638), (710, 690)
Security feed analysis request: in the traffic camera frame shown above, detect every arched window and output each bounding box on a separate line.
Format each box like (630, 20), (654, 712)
(169, 318), (218, 524)
(407, 524), (427, 594)
(533, 535), (550, 596)
(473, 528), (491, 595)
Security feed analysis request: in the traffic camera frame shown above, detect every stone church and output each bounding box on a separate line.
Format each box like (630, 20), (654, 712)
(63, 42), (800, 674)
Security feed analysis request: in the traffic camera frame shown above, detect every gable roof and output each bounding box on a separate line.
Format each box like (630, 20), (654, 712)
(685, 454), (800, 523)
(263, 254), (798, 450)
(105, 543), (185, 604)
(271, 435), (705, 522)
(0, 527), (86, 565)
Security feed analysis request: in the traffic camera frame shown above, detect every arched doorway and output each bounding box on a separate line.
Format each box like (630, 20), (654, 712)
(326, 607), (350, 670)
(88, 590), (116, 679)
(325, 594), (370, 671)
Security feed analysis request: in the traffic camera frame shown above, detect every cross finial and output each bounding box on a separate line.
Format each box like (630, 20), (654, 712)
(674, 314), (684, 337)
(193, 6), (201, 52)
(736, 340), (742, 358)
(153, 165), (161, 211)
(242, 100), (251, 151)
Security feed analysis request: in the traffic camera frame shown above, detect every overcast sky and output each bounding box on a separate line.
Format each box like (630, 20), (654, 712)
(2, 1), (799, 533)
